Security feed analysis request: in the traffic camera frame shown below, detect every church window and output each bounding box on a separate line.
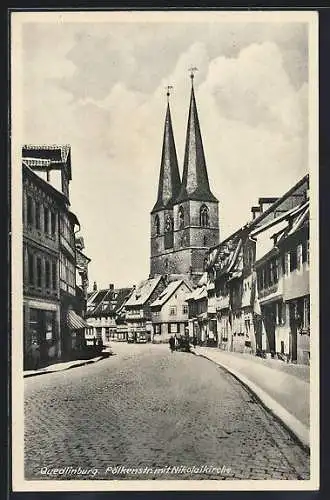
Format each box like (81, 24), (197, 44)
(165, 215), (173, 233)
(203, 236), (207, 246)
(154, 215), (160, 236)
(178, 206), (185, 229)
(200, 205), (209, 227)
(165, 259), (169, 271)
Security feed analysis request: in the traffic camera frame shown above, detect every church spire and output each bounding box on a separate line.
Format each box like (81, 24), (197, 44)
(152, 87), (181, 214)
(176, 69), (218, 204)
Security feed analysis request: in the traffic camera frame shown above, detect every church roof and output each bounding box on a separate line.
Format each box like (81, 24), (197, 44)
(151, 102), (181, 214)
(176, 84), (218, 204)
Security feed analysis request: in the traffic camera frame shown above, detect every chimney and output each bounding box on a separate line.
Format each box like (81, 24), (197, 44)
(109, 283), (114, 290)
(258, 197), (278, 214)
(93, 281), (97, 292)
(251, 206), (261, 220)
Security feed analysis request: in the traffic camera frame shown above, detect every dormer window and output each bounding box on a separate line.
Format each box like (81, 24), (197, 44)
(200, 205), (209, 227)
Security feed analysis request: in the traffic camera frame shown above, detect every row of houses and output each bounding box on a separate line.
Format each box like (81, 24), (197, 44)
(23, 145), (92, 369)
(188, 174), (310, 365)
(85, 174), (310, 366)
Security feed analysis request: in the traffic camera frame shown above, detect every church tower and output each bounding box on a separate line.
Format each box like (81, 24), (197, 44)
(150, 87), (181, 277)
(150, 74), (219, 281)
(172, 71), (219, 280)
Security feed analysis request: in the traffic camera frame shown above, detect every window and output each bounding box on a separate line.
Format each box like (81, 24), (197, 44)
(52, 261), (57, 290)
(307, 239), (310, 265)
(276, 302), (286, 326)
(28, 253), (34, 285)
(285, 252), (290, 275)
(169, 306), (177, 316)
(303, 297), (310, 330)
(165, 215), (172, 232)
(154, 324), (161, 334)
(182, 304), (188, 314)
(290, 248), (297, 272)
(44, 207), (49, 235)
(200, 204), (209, 227)
(153, 311), (160, 318)
(51, 212), (56, 236)
(105, 328), (110, 341)
(45, 260), (51, 289)
(27, 196), (33, 226)
(178, 206), (184, 229)
(154, 214), (160, 236)
(36, 257), (42, 287)
(169, 323), (178, 333)
(203, 235), (208, 246)
(35, 202), (41, 230)
(297, 244), (303, 270)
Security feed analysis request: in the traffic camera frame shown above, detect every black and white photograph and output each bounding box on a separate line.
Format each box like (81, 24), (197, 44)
(11, 9), (319, 491)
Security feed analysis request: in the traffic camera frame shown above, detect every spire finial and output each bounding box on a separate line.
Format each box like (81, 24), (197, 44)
(189, 66), (198, 86)
(166, 85), (173, 103)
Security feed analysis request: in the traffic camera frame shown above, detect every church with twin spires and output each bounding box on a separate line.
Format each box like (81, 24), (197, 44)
(150, 72), (220, 283)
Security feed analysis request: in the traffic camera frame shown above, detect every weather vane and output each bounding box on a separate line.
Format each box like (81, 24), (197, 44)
(189, 66), (198, 84)
(166, 85), (173, 102)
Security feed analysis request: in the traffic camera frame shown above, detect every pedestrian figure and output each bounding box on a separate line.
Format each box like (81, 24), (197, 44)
(31, 340), (40, 370)
(169, 335), (175, 353)
(192, 336), (197, 349)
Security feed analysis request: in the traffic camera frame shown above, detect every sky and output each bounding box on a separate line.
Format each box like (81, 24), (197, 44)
(19, 12), (310, 289)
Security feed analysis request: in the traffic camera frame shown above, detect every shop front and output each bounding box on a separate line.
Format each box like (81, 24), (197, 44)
(23, 298), (60, 369)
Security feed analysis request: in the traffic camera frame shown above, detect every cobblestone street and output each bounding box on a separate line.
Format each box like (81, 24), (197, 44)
(24, 343), (310, 481)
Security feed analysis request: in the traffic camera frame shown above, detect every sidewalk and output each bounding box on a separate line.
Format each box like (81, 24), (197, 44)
(194, 346), (310, 449)
(24, 349), (111, 378)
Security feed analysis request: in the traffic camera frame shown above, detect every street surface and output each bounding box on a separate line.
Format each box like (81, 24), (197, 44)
(24, 343), (309, 480)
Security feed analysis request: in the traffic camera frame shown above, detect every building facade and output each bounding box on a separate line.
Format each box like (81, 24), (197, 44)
(124, 276), (166, 341)
(22, 145), (90, 369)
(150, 76), (219, 283)
(85, 284), (133, 344)
(150, 279), (192, 342)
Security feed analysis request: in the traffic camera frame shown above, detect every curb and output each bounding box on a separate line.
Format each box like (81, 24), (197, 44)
(23, 353), (110, 378)
(194, 351), (310, 452)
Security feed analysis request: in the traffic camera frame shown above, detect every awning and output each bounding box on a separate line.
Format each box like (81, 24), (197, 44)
(67, 309), (90, 330)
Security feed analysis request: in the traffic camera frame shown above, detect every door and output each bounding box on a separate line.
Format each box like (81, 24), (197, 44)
(289, 302), (297, 362)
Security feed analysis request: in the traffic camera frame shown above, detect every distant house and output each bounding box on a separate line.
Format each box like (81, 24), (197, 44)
(85, 284), (133, 344)
(124, 276), (166, 341)
(150, 279), (193, 342)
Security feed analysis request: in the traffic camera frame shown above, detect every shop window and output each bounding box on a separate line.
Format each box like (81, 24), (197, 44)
(36, 257), (42, 288)
(105, 327), (110, 341)
(200, 205), (209, 227)
(169, 323), (178, 333)
(45, 311), (55, 341)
